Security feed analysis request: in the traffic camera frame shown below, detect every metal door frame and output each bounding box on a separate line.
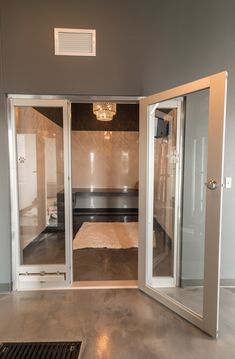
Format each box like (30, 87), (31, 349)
(8, 98), (72, 290)
(138, 72), (227, 337)
(149, 99), (183, 289)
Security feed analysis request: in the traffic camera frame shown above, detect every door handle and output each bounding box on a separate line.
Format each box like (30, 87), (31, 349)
(206, 179), (217, 190)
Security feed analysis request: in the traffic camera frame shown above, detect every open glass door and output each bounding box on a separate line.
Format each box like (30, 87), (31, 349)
(9, 99), (72, 289)
(139, 72), (227, 337)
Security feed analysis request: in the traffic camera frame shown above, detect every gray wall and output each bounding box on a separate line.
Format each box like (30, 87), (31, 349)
(0, 94), (11, 290)
(1, 0), (235, 286)
(0, 0), (143, 96)
(0, 0), (144, 288)
(0, 6), (11, 289)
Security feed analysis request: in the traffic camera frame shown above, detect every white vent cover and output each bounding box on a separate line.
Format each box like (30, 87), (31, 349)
(54, 28), (96, 56)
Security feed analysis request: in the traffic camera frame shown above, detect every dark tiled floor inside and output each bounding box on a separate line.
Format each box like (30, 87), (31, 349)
(23, 231), (65, 265)
(23, 214), (172, 281)
(153, 220), (173, 277)
(73, 248), (138, 281)
(73, 214), (139, 281)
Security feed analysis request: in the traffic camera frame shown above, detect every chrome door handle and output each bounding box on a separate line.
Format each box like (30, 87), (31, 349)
(206, 179), (217, 190)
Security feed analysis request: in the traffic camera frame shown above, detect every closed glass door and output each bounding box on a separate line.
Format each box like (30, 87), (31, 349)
(9, 99), (72, 289)
(139, 72), (227, 337)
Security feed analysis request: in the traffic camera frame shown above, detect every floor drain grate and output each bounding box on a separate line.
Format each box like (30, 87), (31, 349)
(0, 341), (82, 358)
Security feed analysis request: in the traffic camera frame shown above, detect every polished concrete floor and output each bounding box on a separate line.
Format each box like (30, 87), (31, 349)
(0, 288), (235, 358)
(73, 248), (138, 281)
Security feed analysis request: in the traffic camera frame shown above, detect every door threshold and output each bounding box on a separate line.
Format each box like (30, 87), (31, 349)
(12, 280), (138, 291)
(72, 280), (138, 289)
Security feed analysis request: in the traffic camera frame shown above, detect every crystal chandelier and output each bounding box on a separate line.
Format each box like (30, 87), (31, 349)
(93, 102), (116, 121)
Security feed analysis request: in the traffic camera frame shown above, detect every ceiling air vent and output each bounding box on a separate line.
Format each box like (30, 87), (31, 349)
(54, 28), (96, 56)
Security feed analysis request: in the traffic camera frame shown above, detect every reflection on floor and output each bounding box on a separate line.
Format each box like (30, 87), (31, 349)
(22, 213), (175, 282)
(160, 286), (203, 316)
(22, 214), (139, 281)
(1, 288), (235, 358)
(153, 220), (173, 277)
(20, 198), (58, 251)
(20, 206), (39, 250)
(22, 218), (176, 281)
(23, 231), (65, 265)
(73, 214), (138, 281)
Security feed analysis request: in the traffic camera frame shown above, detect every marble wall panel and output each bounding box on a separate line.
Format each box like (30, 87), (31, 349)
(72, 131), (139, 189)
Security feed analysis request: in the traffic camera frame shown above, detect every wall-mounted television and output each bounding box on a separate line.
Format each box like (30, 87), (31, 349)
(154, 111), (169, 138)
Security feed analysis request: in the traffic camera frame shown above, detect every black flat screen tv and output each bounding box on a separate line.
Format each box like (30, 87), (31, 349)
(155, 118), (169, 138)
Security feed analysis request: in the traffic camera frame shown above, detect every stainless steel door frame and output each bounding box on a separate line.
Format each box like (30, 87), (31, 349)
(138, 72), (227, 337)
(147, 98), (183, 289)
(8, 98), (72, 290)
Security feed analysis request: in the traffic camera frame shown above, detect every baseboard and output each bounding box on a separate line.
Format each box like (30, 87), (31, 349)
(73, 208), (138, 215)
(181, 278), (235, 287)
(220, 278), (235, 287)
(0, 282), (12, 292)
(181, 279), (203, 287)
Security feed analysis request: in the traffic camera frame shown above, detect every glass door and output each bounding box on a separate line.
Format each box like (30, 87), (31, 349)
(138, 72), (227, 337)
(9, 99), (72, 289)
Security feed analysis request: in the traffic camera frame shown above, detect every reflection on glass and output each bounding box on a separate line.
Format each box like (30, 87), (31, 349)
(16, 106), (65, 265)
(153, 107), (176, 277)
(152, 89), (209, 317)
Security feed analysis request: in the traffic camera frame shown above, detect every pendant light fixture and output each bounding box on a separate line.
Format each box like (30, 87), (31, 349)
(93, 102), (116, 121)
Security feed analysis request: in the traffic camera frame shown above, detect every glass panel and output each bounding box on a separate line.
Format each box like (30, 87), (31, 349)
(151, 89), (209, 317)
(15, 106), (65, 265)
(71, 125), (139, 281)
(153, 105), (177, 277)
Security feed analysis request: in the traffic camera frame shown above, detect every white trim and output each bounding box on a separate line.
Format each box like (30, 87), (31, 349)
(13, 280), (138, 291)
(19, 274), (66, 283)
(7, 94), (141, 104)
(8, 100), (19, 291)
(63, 100), (73, 285)
(151, 277), (174, 288)
(72, 280), (138, 289)
(174, 100), (184, 286)
(146, 99), (183, 289)
(146, 103), (155, 285)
